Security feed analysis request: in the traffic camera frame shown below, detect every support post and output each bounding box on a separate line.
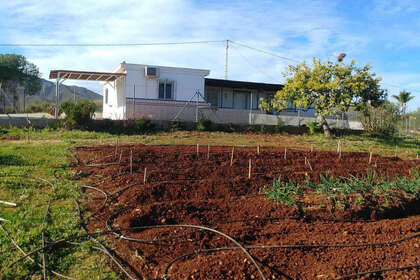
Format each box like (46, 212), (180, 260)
(55, 73), (60, 119)
(133, 84), (136, 120)
(224, 39), (229, 80)
(249, 92), (253, 125)
(195, 92), (199, 123)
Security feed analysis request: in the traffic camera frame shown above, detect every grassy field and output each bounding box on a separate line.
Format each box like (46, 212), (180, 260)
(0, 127), (419, 279)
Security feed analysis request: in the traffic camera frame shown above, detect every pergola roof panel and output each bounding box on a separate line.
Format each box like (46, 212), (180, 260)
(49, 70), (126, 81)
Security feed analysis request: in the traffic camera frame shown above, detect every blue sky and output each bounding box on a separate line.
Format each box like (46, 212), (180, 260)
(1, 0), (419, 111)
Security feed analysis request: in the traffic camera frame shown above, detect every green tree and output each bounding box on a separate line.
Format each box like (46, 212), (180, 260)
(261, 58), (386, 137)
(0, 54), (41, 112)
(392, 90), (414, 115)
(61, 100), (96, 128)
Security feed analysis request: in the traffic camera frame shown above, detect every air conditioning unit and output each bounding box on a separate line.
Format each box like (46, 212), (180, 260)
(145, 67), (158, 79)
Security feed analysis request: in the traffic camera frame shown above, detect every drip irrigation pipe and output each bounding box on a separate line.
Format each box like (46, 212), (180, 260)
(2, 223), (420, 277)
(0, 224), (76, 280)
(41, 199), (51, 280)
(332, 263), (420, 279)
(74, 199), (137, 280)
(77, 185), (109, 222)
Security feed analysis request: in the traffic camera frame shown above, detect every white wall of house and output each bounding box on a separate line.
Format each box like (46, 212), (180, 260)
(123, 63), (209, 100)
(102, 77), (126, 120)
(103, 62), (210, 119)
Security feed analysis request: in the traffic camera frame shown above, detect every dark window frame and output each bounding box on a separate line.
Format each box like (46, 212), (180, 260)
(158, 80), (174, 100)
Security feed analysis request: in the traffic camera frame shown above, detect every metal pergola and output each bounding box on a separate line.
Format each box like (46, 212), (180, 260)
(49, 70), (126, 119)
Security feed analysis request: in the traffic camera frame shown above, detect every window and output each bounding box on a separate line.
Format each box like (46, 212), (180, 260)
(222, 89), (233, 108)
(105, 88), (108, 104)
(250, 92), (259, 110)
(204, 86), (220, 107)
(233, 90), (249, 110)
(158, 80), (174, 100)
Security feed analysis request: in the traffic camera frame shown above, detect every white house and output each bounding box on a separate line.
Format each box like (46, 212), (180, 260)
(49, 62), (362, 129)
(102, 62), (210, 120)
(100, 61), (290, 124)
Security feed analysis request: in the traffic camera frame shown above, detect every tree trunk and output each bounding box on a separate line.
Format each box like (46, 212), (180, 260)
(319, 115), (332, 137)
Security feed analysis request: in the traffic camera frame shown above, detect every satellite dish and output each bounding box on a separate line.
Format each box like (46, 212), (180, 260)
(337, 53), (346, 62)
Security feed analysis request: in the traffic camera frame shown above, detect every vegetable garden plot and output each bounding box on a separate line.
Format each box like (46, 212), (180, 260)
(74, 144), (420, 279)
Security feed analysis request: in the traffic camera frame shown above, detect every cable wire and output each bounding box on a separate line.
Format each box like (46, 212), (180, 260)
(0, 40), (226, 47)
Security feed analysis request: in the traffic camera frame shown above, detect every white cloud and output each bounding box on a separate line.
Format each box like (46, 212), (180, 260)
(1, 0), (372, 93)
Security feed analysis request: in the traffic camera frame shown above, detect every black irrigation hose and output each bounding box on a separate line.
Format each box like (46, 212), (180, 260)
(333, 263), (420, 279)
(74, 198), (137, 280)
(0, 221), (76, 280)
(2, 222), (420, 278)
(77, 185), (109, 222)
(41, 198), (51, 280)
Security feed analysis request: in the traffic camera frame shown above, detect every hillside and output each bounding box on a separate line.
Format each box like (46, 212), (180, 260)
(1, 79), (102, 112)
(27, 78), (102, 104)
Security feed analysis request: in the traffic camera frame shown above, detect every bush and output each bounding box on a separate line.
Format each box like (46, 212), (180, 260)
(170, 118), (185, 131)
(359, 103), (401, 136)
(60, 100), (96, 128)
(196, 118), (212, 131)
(306, 121), (320, 135)
(134, 118), (155, 134)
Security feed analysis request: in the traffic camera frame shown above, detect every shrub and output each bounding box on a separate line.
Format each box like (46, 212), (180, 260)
(306, 121), (320, 135)
(196, 118), (212, 131)
(134, 118), (155, 134)
(170, 118), (185, 131)
(60, 100), (96, 128)
(26, 102), (55, 114)
(359, 103), (401, 136)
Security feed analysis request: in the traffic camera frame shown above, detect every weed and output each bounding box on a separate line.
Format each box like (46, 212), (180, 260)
(265, 177), (300, 207)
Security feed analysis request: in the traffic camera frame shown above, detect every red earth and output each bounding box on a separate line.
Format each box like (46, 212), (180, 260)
(73, 144), (420, 280)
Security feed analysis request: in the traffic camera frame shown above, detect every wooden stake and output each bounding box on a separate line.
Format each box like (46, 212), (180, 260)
(114, 138), (119, 158)
(207, 145), (210, 160)
(395, 146), (397, 158)
(119, 151), (123, 164)
(305, 157), (313, 171)
(248, 159), (252, 179)
(368, 151), (372, 164)
(143, 167), (147, 183)
(310, 145), (313, 152)
(130, 150), (133, 174)
(284, 147), (287, 160)
(417, 153), (419, 160)
(196, 144), (199, 158)
(0, 200), (17, 207)
(230, 146), (235, 166)
(257, 145), (260, 155)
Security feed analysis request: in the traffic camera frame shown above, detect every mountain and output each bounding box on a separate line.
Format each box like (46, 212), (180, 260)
(27, 78), (102, 104)
(1, 79), (102, 112)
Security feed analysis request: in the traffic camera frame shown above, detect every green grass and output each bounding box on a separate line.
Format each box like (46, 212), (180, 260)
(0, 142), (118, 279)
(1, 127), (419, 159)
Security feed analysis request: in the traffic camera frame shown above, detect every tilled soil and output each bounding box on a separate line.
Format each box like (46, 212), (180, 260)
(73, 144), (420, 280)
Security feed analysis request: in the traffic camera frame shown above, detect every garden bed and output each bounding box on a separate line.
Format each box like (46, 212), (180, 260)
(74, 144), (420, 279)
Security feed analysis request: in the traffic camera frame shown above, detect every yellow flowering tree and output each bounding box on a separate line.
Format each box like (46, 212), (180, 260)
(261, 58), (386, 137)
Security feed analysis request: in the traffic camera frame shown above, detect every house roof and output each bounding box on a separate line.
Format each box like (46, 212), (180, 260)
(205, 78), (283, 91)
(49, 70), (126, 81)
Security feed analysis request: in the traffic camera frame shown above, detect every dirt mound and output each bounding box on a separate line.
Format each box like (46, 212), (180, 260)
(74, 145), (420, 279)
